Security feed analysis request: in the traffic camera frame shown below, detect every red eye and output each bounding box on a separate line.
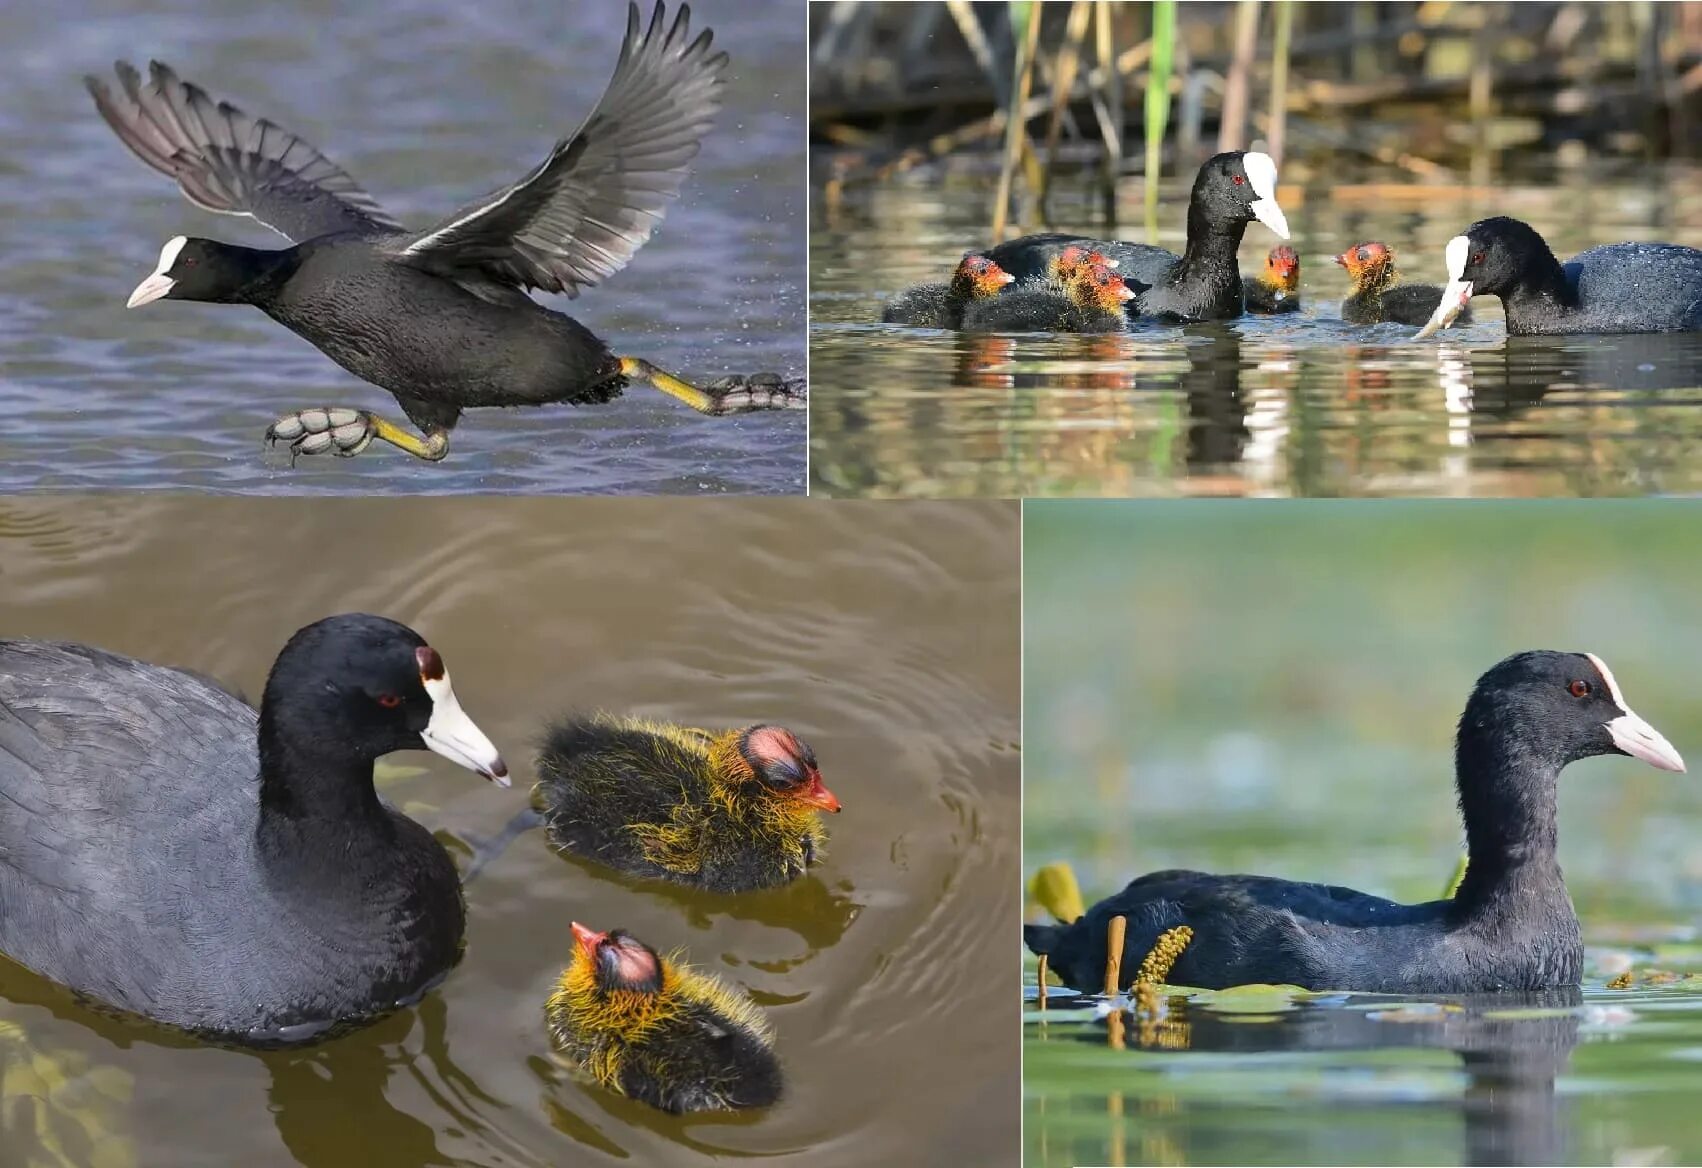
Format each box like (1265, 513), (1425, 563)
(1471, 252), (1484, 266)
(377, 693), (402, 708)
(1568, 680), (1591, 698)
(1233, 175), (1245, 186)
(183, 257), (198, 268)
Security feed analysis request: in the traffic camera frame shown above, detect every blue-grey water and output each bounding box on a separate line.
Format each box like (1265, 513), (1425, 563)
(0, 0), (805, 494)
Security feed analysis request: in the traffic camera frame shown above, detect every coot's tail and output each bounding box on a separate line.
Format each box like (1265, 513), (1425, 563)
(1024, 923), (1063, 956)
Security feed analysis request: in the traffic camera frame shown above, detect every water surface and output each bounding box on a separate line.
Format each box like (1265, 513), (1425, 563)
(1024, 500), (1702, 1165)
(811, 165), (1702, 498)
(0, 497), (1019, 1167)
(0, 0), (806, 494)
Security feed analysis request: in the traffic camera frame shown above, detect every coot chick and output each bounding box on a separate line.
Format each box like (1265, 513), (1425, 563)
(87, 3), (802, 463)
(1026, 652), (1684, 995)
(1336, 241), (1470, 326)
(535, 715), (839, 892)
(1415, 216), (1702, 338)
(880, 255), (1015, 328)
(547, 922), (781, 1113)
(976, 151), (1291, 322)
(0, 614), (508, 1044)
(960, 260), (1135, 334)
(1244, 246), (1301, 314)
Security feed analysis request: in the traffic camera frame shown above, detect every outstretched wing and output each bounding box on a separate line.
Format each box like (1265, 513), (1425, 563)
(86, 59), (403, 242)
(394, 1), (727, 296)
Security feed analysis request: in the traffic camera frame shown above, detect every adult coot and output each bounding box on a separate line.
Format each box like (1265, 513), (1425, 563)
(535, 715), (839, 892)
(881, 255), (1015, 328)
(1336, 241), (1470, 326)
(87, 2), (802, 462)
(960, 259), (1135, 334)
(1026, 652), (1684, 995)
(1415, 216), (1702, 338)
(0, 614), (508, 1043)
(1244, 245), (1301, 314)
(547, 921), (782, 1113)
(976, 151), (1290, 322)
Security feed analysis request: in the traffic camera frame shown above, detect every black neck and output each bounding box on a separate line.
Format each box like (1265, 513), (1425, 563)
(1179, 200), (1250, 275)
(256, 705), (387, 828)
(1452, 727), (1565, 912)
(217, 244), (302, 305)
(1500, 242), (1577, 319)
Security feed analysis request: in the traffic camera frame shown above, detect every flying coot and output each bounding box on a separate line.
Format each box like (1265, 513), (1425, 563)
(1026, 652), (1684, 995)
(1245, 245), (1301, 314)
(86, 2), (803, 463)
(535, 715), (840, 892)
(547, 921), (782, 1113)
(975, 151), (1291, 322)
(1336, 241), (1471, 327)
(961, 257), (1135, 334)
(881, 255), (1016, 328)
(0, 614), (508, 1043)
(1415, 216), (1702, 338)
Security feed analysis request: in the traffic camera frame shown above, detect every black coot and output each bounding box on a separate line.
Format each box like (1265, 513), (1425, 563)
(1416, 217), (1702, 337)
(87, 2), (801, 463)
(976, 151), (1291, 322)
(1026, 652), (1684, 995)
(0, 614), (508, 1044)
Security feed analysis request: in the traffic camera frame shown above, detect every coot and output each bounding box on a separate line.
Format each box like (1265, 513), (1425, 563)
(1244, 245), (1301, 314)
(1336, 241), (1470, 326)
(881, 255), (1015, 328)
(1415, 217), (1702, 338)
(1026, 652), (1684, 994)
(960, 260), (1134, 334)
(547, 921), (782, 1113)
(976, 151), (1290, 322)
(87, 2), (802, 462)
(535, 715), (839, 892)
(0, 614), (507, 1043)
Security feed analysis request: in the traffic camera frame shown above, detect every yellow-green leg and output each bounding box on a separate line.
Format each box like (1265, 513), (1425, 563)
(265, 408), (450, 462)
(618, 357), (806, 415)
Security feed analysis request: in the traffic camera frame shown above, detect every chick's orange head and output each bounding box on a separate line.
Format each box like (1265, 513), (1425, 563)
(1334, 241), (1393, 283)
(744, 725), (841, 813)
(1264, 245), (1300, 288)
(1068, 263), (1136, 311)
(954, 255), (1016, 298)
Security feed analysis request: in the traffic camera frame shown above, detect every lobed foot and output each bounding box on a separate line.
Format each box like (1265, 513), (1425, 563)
(702, 372), (808, 415)
(265, 407), (377, 458)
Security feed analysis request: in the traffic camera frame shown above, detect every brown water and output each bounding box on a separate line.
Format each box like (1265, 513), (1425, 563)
(810, 163), (1702, 498)
(0, 497), (1020, 1167)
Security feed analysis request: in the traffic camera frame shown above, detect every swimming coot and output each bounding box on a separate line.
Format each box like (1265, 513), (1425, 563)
(1415, 217), (1702, 338)
(0, 614), (508, 1043)
(535, 715), (839, 892)
(547, 921), (782, 1113)
(960, 259), (1134, 334)
(976, 151), (1290, 322)
(1025, 652), (1684, 995)
(87, 2), (802, 462)
(1244, 245), (1301, 315)
(1336, 241), (1470, 327)
(881, 255), (1015, 328)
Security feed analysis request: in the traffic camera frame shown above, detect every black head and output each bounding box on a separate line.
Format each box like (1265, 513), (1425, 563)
(740, 724), (840, 812)
(261, 613), (508, 784)
(127, 235), (264, 307)
(1190, 151), (1289, 240)
(572, 922), (663, 995)
(1440, 217), (1562, 300)
(1458, 650), (1684, 777)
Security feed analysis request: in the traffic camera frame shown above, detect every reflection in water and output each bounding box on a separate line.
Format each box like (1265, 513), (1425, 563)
(811, 173), (1702, 498)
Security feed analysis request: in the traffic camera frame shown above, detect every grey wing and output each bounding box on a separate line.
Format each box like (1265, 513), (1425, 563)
(86, 60), (403, 242)
(393, 1), (727, 296)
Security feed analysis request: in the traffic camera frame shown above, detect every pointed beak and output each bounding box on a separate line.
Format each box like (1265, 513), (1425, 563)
(1249, 198), (1290, 240)
(1413, 280), (1473, 339)
(1115, 281), (1136, 303)
(570, 921), (606, 959)
(1333, 252), (1351, 269)
(419, 665), (508, 786)
(126, 272), (175, 308)
(1607, 709), (1686, 773)
(997, 271), (1015, 286)
(798, 772), (842, 813)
